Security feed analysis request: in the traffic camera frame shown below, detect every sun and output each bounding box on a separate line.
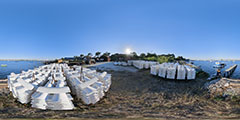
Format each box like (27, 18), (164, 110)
(125, 48), (132, 54)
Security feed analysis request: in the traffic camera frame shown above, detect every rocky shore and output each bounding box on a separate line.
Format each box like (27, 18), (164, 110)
(205, 78), (240, 98)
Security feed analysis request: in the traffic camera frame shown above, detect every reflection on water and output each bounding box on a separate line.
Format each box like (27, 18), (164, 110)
(193, 60), (240, 79)
(0, 61), (44, 79)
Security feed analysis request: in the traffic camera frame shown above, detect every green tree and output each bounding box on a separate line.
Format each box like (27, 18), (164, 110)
(146, 53), (157, 58)
(87, 53), (93, 57)
(140, 53), (146, 59)
(95, 52), (101, 57)
(74, 56), (79, 61)
(80, 54), (84, 59)
(130, 52), (138, 60)
(100, 52), (111, 61)
(175, 56), (185, 61)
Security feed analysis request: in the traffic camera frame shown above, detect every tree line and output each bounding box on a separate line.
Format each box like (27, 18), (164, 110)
(111, 52), (188, 63)
(62, 52), (188, 64)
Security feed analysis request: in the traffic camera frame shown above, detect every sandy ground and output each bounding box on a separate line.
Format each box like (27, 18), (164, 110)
(88, 62), (138, 72)
(0, 62), (240, 119)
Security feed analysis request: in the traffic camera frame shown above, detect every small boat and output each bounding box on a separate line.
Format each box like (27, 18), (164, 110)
(1, 64), (7, 67)
(213, 62), (226, 69)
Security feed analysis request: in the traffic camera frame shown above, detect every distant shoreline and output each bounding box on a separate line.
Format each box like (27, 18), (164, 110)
(0, 79), (7, 81)
(191, 59), (240, 61)
(0, 59), (240, 61)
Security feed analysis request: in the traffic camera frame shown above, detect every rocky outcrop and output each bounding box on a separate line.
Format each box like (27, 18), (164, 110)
(205, 78), (240, 97)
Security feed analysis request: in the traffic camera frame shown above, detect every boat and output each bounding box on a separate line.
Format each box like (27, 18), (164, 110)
(1, 64), (7, 67)
(213, 62), (226, 69)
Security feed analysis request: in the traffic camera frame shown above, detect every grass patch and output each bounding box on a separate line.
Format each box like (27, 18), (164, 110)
(196, 71), (209, 79)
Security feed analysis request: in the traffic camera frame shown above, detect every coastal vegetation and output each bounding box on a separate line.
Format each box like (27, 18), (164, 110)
(110, 52), (188, 63)
(56, 52), (189, 65)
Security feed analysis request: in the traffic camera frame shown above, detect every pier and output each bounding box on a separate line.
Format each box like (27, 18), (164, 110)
(223, 64), (238, 78)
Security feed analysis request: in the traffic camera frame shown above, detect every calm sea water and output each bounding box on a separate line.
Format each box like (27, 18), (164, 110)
(0, 61), (44, 79)
(193, 60), (240, 79)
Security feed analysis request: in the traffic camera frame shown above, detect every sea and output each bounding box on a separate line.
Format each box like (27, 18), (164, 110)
(193, 60), (240, 79)
(0, 61), (44, 79)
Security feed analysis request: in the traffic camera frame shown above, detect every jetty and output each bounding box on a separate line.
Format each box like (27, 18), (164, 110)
(208, 64), (238, 80)
(223, 64), (238, 78)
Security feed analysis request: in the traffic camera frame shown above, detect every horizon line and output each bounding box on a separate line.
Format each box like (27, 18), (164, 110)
(1, 58), (240, 61)
(0, 59), (53, 61)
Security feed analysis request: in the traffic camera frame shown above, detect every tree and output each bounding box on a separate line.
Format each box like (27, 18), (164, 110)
(86, 53), (93, 60)
(80, 54), (84, 59)
(74, 56), (79, 61)
(130, 52), (138, 60)
(175, 56), (186, 61)
(95, 52), (101, 57)
(103, 52), (110, 56)
(146, 53), (157, 58)
(110, 53), (120, 61)
(87, 53), (93, 57)
(140, 53), (146, 59)
(100, 52), (111, 61)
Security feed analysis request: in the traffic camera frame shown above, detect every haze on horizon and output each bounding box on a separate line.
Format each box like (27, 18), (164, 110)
(0, 0), (240, 60)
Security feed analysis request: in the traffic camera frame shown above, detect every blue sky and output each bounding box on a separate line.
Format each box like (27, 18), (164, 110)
(0, 0), (240, 60)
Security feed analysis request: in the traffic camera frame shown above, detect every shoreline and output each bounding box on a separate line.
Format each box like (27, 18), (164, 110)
(0, 79), (7, 82)
(83, 62), (111, 67)
(0, 79), (7, 89)
(0, 59), (50, 61)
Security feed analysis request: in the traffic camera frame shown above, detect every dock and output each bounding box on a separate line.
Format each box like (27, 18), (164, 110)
(223, 64), (238, 78)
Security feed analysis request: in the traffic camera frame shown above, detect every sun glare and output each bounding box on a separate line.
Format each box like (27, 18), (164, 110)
(125, 48), (132, 54)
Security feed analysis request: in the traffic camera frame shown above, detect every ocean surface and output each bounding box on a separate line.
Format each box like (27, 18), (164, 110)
(193, 60), (240, 79)
(0, 61), (44, 79)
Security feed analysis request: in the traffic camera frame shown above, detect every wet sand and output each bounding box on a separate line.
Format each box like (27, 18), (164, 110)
(0, 63), (240, 119)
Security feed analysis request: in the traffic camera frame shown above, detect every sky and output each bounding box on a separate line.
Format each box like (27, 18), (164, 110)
(0, 0), (240, 60)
